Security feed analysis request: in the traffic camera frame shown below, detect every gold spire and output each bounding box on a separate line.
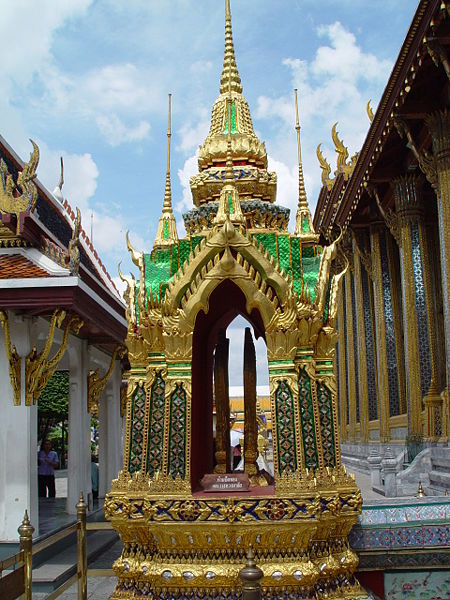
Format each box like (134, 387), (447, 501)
(220, 0), (242, 95)
(214, 71), (245, 227)
(153, 93), (178, 249)
(293, 89), (318, 242)
(163, 93), (173, 213)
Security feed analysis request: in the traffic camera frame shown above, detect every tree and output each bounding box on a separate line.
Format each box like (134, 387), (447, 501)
(38, 371), (69, 450)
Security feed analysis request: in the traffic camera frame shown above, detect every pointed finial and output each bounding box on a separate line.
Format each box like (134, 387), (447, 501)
(293, 89), (318, 241)
(163, 93), (173, 213)
(366, 100), (374, 123)
(90, 211), (94, 245)
(153, 94), (178, 248)
(416, 481), (425, 498)
(294, 89), (307, 209)
(220, 0), (242, 95)
(52, 156), (64, 203)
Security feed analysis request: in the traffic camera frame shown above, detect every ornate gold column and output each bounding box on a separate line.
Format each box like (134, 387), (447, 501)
(337, 284), (348, 441)
(352, 235), (369, 442)
(426, 109), (450, 437)
(214, 330), (231, 473)
(344, 270), (357, 441)
(392, 175), (425, 434)
(370, 225), (390, 442)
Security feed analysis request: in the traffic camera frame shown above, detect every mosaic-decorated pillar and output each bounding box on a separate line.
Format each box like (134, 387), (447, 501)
(145, 355), (167, 476)
(426, 109), (450, 438)
(295, 348), (322, 471)
(393, 175), (435, 435)
(314, 355), (340, 468)
(352, 236), (369, 442)
(163, 361), (191, 484)
(124, 366), (147, 474)
(370, 225), (391, 442)
(385, 232), (407, 416)
(344, 269), (358, 441)
(268, 341), (304, 476)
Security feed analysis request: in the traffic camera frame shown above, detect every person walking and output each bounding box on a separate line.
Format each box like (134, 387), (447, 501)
(38, 439), (59, 498)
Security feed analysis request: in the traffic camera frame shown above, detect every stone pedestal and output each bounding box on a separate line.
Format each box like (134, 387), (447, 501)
(368, 447), (382, 491)
(382, 447), (398, 497)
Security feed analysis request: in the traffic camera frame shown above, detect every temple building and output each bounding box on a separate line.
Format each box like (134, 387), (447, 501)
(105, 1), (366, 598)
(0, 135), (127, 541)
(314, 0), (450, 496)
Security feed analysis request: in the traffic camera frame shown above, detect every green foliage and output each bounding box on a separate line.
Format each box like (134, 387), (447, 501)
(38, 371), (69, 442)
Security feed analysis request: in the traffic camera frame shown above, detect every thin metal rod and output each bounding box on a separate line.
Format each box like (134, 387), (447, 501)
(76, 493), (87, 600)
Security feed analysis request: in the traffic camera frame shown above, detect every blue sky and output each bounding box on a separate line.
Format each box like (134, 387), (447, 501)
(1, 0), (417, 385)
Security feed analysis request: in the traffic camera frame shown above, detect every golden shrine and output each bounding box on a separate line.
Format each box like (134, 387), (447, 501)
(106, 2), (366, 598)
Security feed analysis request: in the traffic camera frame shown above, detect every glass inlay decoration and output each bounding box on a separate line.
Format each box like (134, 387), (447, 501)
(342, 277), (350, 425)
(274, 380), (297, 474)
(298, 367), (318, 469)
(316, 382), (336, 467)
(350, 273), (360, 423)
(168, 383), (187, 479)
(336, 329), (341, 426)
(379, 232), (400, 417)
(361, 265), (378, 421)
(128, 385), (146, 473)
(146, 372), (166, 476)
(410, 222), (432, 400)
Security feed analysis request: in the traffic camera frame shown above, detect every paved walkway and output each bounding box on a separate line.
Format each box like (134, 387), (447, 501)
(33, 576), (117, 599)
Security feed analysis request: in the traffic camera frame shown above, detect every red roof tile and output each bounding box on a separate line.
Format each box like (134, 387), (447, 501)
(0, 254), (49, 279)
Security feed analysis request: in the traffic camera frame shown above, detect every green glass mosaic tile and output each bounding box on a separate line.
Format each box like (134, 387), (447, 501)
(223, 102), (237, 134)
(168, 383), (187, 478)
(277, 234), (291, 276)
(317, 382), (336, 467)
(146, 372), (165, 476)
(274, 380), (297, 474)
(298, 368), (319, 469)
(128, 385), (146, 473)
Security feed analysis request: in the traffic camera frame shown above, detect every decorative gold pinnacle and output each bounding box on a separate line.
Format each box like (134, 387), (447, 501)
(220, 0), (242, 95)
(293, 89), (319, 242)
(214, 61), (245, 226)
(416, 481), (426, 498)
(153, 93), (178, 249)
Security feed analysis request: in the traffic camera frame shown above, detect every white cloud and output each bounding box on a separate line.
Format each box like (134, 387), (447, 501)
(176, 151), (199, 213)
(111, 275), (126, 299)
(35, 141), (99, 213)
(255, 21), (392, 218)
(313, 22), (391, 84)
(267, 156), (299, 219)
(227, 318), (269, 387)
(0, 0), (92, 90)
(177, 114), (210, 154)
(96, 114), (150, 147)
